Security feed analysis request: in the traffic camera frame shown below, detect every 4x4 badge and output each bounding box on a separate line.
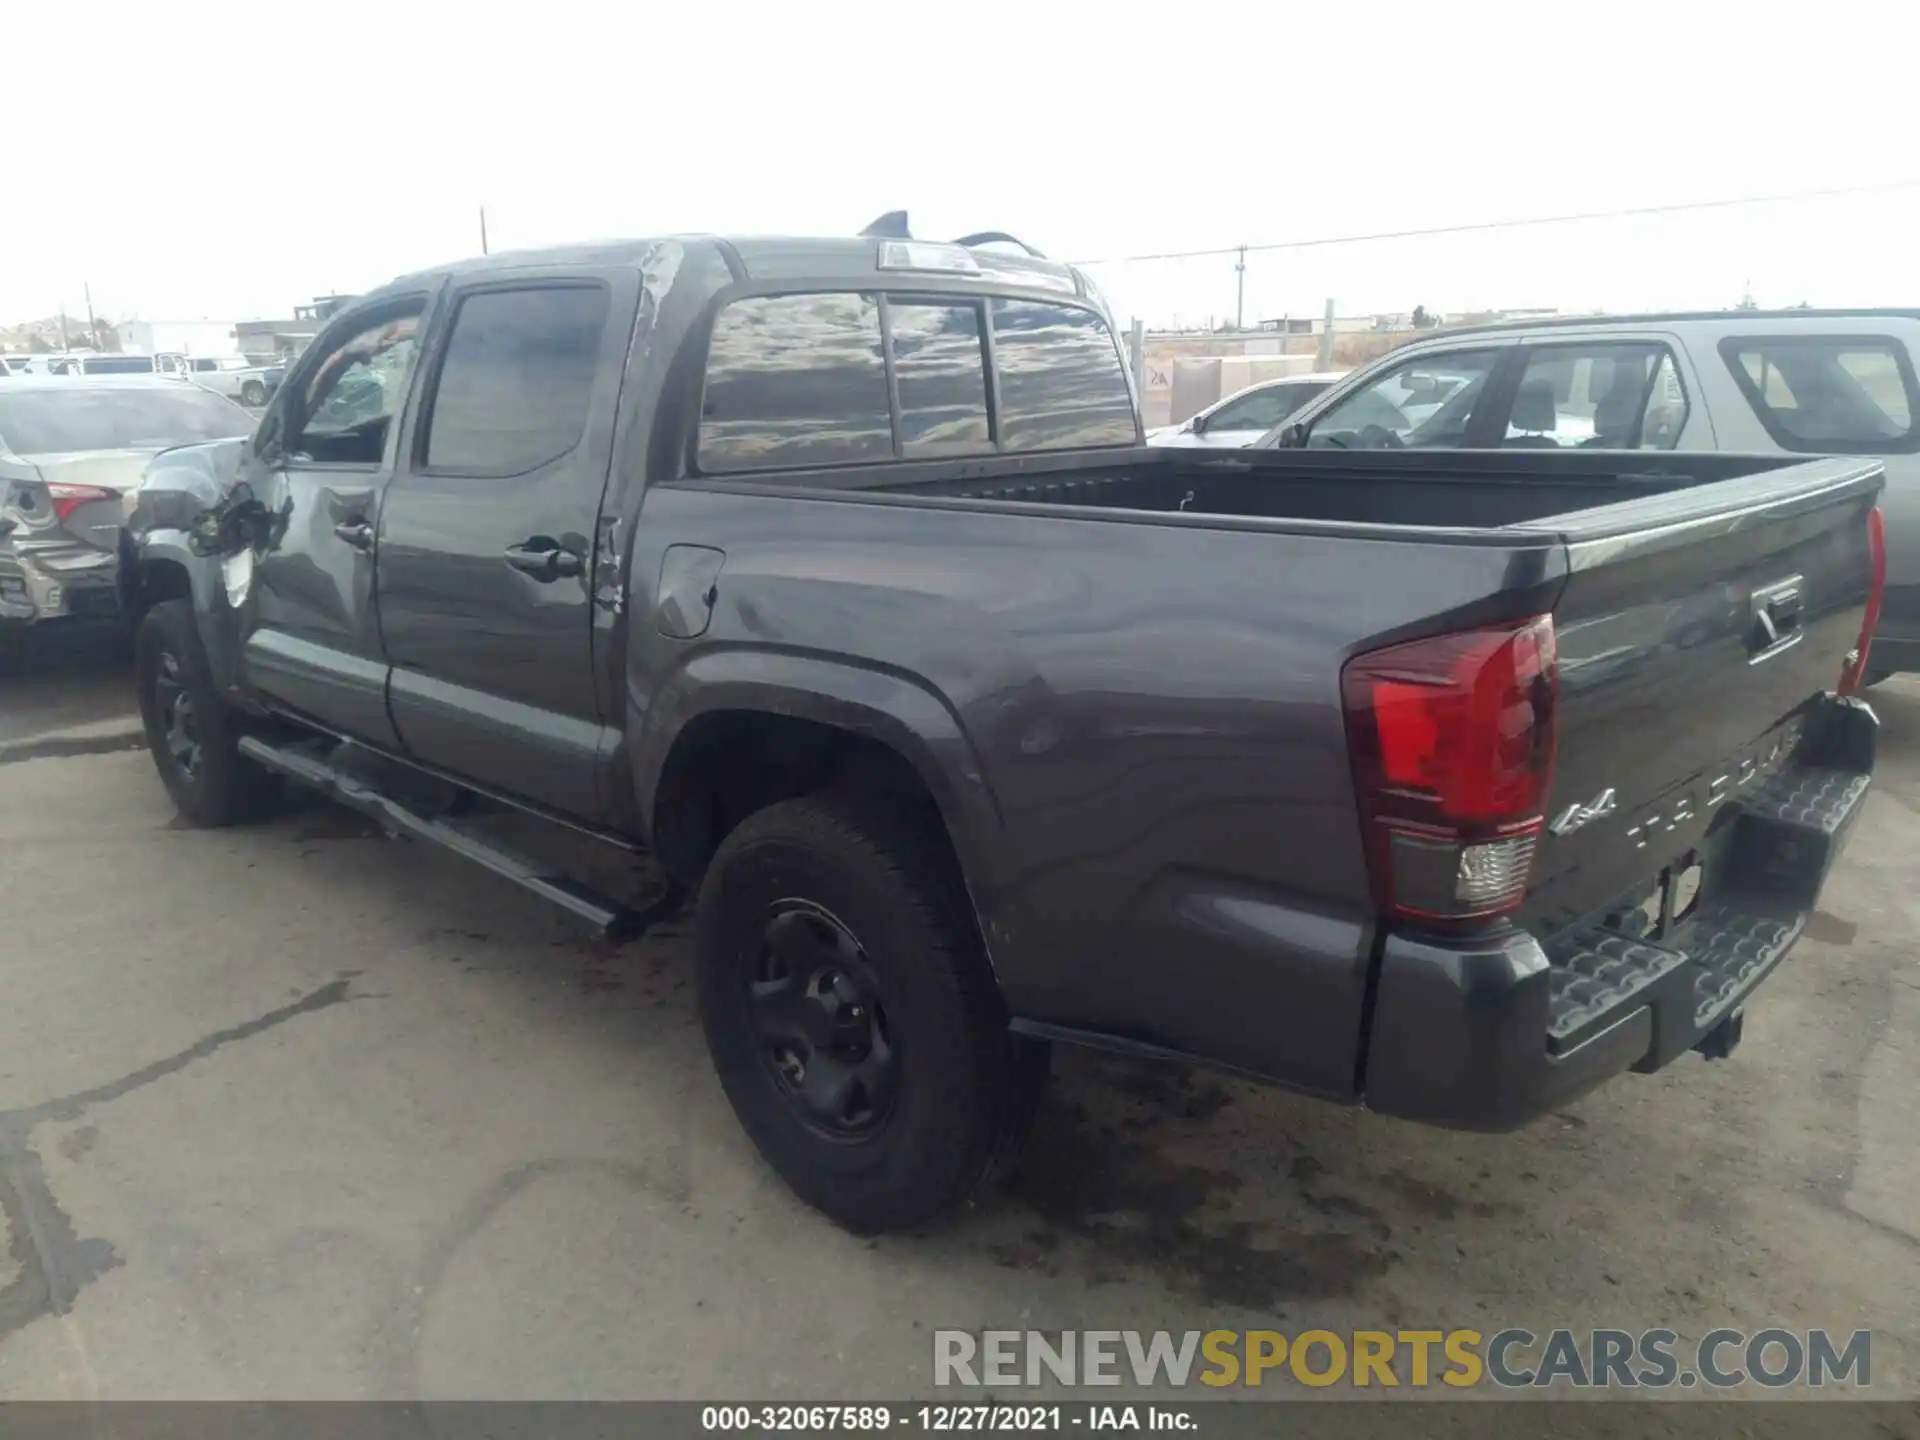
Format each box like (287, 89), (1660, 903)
(1550, 788), (1617, 836)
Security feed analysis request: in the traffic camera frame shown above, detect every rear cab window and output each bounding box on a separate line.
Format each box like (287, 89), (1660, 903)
(695, 290), (1134, 475)
(1721, 334), (1920, 453)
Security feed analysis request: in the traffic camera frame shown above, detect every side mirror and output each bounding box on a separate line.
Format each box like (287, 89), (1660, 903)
(1186, 412), (1207, 435)
(1277, 422), (1307, 449)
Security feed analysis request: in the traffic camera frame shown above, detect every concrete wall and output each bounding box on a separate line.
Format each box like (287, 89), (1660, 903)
(1136, 326), (1441, 425)
(1168, 354), (1329, 424)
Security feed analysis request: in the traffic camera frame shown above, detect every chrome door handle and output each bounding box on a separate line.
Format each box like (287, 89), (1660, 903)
(503, 542), (583, 580)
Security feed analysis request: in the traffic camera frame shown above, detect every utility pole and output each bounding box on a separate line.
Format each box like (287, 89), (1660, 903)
(1234, 245), (1247, 331)
(84, 282), (98, 349)
(1314, 297), (1336, 371)
(58, 308), (70, 351)
(479, 206), (490, 255)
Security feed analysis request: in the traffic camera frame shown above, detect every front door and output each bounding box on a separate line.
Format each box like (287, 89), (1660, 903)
(240, 295), (431, 747)
(376, 269), (637, 820)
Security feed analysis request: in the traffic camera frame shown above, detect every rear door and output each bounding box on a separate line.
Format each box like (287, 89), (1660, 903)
(376, 266), (638, 820)
(1481, 333), (1716, 451)
(241, 293), (432, 747)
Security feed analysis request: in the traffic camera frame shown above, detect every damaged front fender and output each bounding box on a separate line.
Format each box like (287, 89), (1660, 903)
(124, 436), (252, 541)
(121, 436), (282, 697)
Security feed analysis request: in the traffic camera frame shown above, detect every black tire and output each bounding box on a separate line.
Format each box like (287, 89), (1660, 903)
(0, 623), (26, 670)
(696, 790), (1047, 1233)
(135, 599), (279, 826)
(240, 379), (267, 407)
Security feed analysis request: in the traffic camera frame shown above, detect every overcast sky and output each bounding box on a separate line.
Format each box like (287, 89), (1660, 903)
(7, 1), (1916, 335)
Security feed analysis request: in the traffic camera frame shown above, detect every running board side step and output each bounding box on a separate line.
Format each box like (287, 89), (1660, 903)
(237, 736), (673, 943)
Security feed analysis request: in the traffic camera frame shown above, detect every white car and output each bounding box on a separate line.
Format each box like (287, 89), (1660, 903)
(1147, 371), (1347, 448)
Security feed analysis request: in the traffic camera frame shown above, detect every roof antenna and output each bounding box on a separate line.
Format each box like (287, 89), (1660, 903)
(859, 211), (912, 239)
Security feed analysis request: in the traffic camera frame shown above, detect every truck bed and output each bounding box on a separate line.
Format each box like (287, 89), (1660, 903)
(651, 444), (1880, 1113)
(867, 447), (1816, 534)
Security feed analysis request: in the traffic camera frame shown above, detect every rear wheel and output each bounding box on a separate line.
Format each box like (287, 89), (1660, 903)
(240, 379), (267, 407)
(135, 599), (279, 826)
(695, 790), (1047, 1232)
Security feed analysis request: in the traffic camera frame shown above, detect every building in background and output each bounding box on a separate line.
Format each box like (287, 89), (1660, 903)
(233, 294), (359, 362)
(114, 318), (242, 357)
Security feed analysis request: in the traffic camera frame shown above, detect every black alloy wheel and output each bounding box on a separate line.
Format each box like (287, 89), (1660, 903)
(151, 649), (203, 781)
(749, 901), (899, 1139)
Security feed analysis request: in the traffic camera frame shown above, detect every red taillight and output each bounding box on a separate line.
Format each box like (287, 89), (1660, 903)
(1342, 615), (1558, 923)
(46, 482), (115, 524)
(1837, 505), (1887, 697)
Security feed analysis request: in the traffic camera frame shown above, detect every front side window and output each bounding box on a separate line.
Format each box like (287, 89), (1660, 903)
(1304, 350), (1500, 448)
(289, 305), (424, 465)
(423, 286), (608, 473)
(1206, 380), (1328, 433)
(1500, 343), (1688, 450)
(1722, 336), (1919, 452)
(699, 293), (893, 472)
(989, 299), (1136, 452)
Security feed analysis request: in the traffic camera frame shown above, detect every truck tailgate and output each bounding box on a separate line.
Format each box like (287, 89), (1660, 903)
(1520, 456), (1881, 1053)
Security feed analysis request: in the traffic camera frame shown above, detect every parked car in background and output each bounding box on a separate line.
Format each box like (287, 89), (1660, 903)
(1261, 309), (1919, 680)
(164, 354), (285, 408)
(121, 233), (1881, 1232)
(0, 376), (255, 635)
(52, 354), (161, 377)
(1147, 370), (1345, 447)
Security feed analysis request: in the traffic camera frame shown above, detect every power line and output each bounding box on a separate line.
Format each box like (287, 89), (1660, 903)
(1070, 178), (1920, 267)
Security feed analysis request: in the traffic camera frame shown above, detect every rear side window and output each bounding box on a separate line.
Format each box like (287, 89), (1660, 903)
(696, 291), (1136, 475)
(888, 301), (991, 457)
(1721, 335), (1920, 453)
(700, 293), (894, 472)
(1499, 342), (1688, 450)
(989, 298), (1137, 451)
(424, 285), (608, 473)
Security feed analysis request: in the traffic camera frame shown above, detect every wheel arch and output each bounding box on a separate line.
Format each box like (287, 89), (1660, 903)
(633, 650), (1008, 947)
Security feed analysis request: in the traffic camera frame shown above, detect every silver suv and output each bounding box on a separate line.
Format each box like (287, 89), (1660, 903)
(1263, 309), (1920, 680)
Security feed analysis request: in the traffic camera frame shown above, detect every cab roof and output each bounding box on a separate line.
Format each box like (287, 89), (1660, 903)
(383, 234), (1091, 301)
(1434, 307), (1920, 340)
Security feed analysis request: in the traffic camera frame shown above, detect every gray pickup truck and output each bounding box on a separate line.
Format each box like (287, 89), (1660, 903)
(120, 230), (1885, 1232)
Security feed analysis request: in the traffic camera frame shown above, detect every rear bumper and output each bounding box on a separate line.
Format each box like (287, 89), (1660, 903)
(0, 544), (122, 625)
(1363, 697), (1875, 1130)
